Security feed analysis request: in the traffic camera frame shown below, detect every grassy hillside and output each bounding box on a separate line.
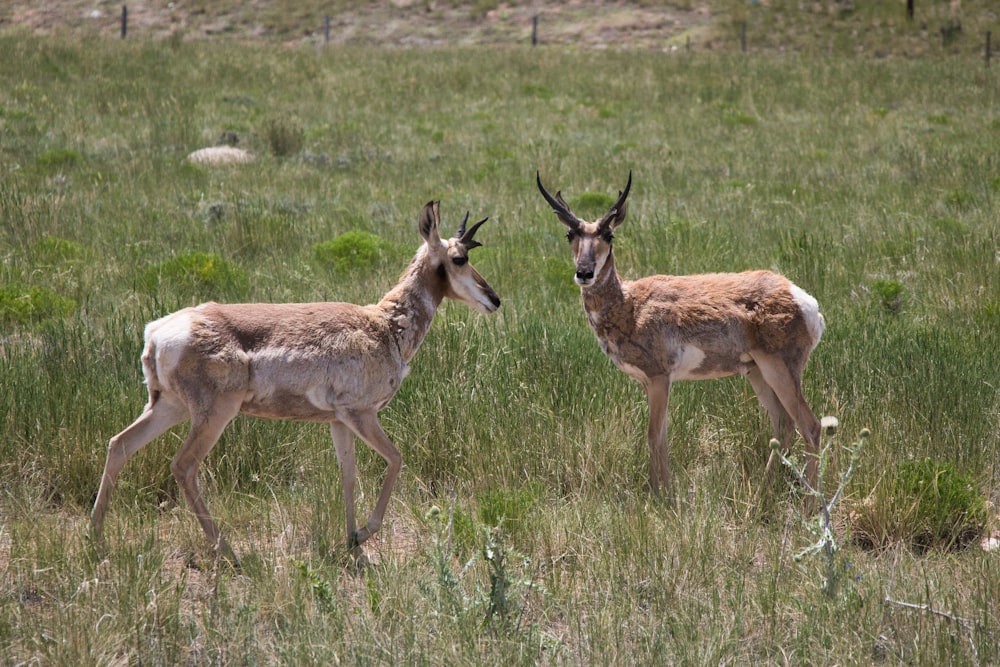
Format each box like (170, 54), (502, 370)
(1, 28), (999, 665)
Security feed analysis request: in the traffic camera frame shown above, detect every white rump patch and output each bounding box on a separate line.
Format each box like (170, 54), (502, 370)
(144, 312), (196, 389)
(789, 282), (825, 344)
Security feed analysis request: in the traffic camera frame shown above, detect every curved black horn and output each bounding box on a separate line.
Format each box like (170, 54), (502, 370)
(456, 211), (471, 238)
(611, 170), (632, 216)
(459, 214), (488, 250)
(597, 170), (632, 229)
(536, 171), (580, 229)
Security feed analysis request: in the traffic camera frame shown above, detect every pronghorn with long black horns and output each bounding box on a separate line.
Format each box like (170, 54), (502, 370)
(537, 171), (825, 498)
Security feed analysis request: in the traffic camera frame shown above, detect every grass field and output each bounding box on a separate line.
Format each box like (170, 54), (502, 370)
(1, 19), (999, 665)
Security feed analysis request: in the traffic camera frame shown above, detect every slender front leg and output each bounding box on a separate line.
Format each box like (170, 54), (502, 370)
(329, 421), (359, 549)
(644, 378), (672, 496)
(339, 410), (402, 546)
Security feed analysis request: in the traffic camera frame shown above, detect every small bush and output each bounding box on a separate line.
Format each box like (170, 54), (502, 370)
(851, 460), (987, 552)
(142, 251), (247, 297)
(943, 190), (976, 211)
(264, 116), (304, 157)
(31, 236), (85, 264)
(570, 191), (615, 216)
(721, 107), (758, 127)
(871, 278), (905, 314)
(0, 284), (76, 326)
(313, 231), (393, 273)
(35, 148), (82, 171)
(930, 216), (969, 237)
(477, 482), (544, 537)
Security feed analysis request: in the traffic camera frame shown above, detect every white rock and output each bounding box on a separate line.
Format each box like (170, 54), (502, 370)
(186, 146), (254, 165)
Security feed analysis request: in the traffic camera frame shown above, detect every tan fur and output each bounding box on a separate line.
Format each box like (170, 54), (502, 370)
(538, 173), (825, 498)
(92, 201), (500, 564)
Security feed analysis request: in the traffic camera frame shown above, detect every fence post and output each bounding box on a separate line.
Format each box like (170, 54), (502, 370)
(988, 31), (992, 68)
(325, 14), (330, 44)
(121, 5), (127, 38)
(741, 21), (747, 53)
(906, 0), (914, 21)
(532, 15), (538, 46)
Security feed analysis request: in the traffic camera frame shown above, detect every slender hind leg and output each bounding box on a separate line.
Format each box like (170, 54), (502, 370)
(169, 393), (242, 564)
(750, 353), (822, 494)
(92, 395), (188, 537)
(746, 366), (796, 486)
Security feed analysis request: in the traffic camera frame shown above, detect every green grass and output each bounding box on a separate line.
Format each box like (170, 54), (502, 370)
(1, 29), (999, 665)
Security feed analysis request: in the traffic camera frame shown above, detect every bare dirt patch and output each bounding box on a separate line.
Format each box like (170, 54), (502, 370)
(4, 1), (716, 50)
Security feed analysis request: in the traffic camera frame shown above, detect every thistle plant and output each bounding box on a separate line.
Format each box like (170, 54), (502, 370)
(776, 419), (870, 598)
(424, 499), (543, 632)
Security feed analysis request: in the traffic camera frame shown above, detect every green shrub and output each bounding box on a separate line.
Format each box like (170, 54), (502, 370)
(943, 189), (976, 211)
(313, 231), (393, 273)
(851, 460), (987, 552)
(31, 236), (85, 264)
(477, 482), (544, 537)
(141, 251), (247, 297)
(871, 278), (905, 314)
(570, 191), (615, 216)
(0, 284), (76, 326)
(35, 148), (81, 171)
(930, 216), (969, 237)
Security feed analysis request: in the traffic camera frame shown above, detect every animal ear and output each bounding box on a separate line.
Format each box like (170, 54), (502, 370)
(607, 199), (627, 230)
(419, 200), (442, 245)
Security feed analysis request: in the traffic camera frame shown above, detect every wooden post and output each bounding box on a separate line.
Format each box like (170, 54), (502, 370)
(906, 0), (914, 21)
(121, 5), (127, 38)
(325, 14), (330, 44)
(988, 31), (992, 68)
(741, 21), (747, 53)
(532, 15), (538, 46)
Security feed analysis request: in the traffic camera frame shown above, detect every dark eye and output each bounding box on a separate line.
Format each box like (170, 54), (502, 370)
(452, 256), (468, 266)
(601, 231), (614, 243)
(565, 230), (576, 242)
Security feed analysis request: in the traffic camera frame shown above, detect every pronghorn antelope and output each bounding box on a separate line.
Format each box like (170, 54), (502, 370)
(92, 201), (500, 564)
(537, 172), (825, 497)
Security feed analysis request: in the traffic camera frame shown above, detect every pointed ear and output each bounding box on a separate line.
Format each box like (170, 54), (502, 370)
(419, 200), (442, 245)
(607, 199), (627, 230)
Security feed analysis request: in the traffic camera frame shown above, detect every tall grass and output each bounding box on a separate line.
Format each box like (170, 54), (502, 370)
(1, 32), (998, 664)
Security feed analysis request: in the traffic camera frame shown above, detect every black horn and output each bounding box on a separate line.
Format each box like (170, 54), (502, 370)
(458, 212), (488, 250)
(536, 171), (581, 229)
(598, 170), (632, 229)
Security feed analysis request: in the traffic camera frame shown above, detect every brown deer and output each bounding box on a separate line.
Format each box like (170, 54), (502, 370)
(92, 201), (500, 564)
(537, 171), (825, 498)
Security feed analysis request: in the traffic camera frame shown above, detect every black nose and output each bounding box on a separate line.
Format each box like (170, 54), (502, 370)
(576, 270), (594, 281)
